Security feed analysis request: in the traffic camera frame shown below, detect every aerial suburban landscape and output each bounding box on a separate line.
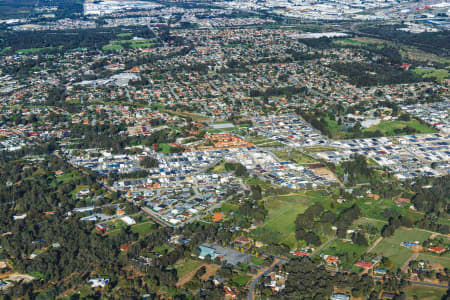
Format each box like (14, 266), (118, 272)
(0, 0), (449, 299)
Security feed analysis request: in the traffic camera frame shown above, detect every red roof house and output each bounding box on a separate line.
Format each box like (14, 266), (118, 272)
(356, 261), (373, 269)
(428, 246), (446, 254)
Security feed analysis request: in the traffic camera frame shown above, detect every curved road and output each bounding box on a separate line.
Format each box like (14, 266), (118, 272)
(248, 256), (289, 300)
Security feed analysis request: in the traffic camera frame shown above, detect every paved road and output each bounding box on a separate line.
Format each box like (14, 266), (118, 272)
(408, 280), (449, 289)
(248, 258), (285, 300)
(140, 206), (174, 228)
(311, 237), (336, 258)
(401, 252), (419, 272)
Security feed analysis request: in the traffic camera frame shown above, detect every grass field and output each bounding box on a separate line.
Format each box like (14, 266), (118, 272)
(413, 68), (450, 82)
(406, 285), (447, 300)
(253, 190), (331, 248)
(163, 109), (210, 122)
(323, 116), (346, 139)
(272, 150), (316, 164)
(362, 119), (436, 136)
(417, 253), (450, 269)
(0, 47), (11, 55)
(304, 146), (339, 153)
(219, 202), (240, 214)
(333, 38), (370, 47)
(105, 38), (157, 49)
(351, 217), (387, 232)
(208, 162), (226, 173)
(251, 256), (265, 266)
(175, 259), (204, 278)
(320, 239), (368, 269)
(158, 143), (173, 154)
(102, 44), (123, 51)
(369, 228), (432, 268)
(117, 33), (132, 38)
(131, 221), (156, 237)
(17, 47), (55, 54)
(247, 135), (283, 147)
(232, 273), (252, 287)
(356, 197), (425, 224)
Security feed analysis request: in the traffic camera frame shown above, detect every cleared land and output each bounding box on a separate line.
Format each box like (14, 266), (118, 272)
(248, 135), (283, 147)
(175, 259), (219, 287)
(362, 119), (436, 136)
(175, 259), (203, 280)
(272, 150), (316, 164)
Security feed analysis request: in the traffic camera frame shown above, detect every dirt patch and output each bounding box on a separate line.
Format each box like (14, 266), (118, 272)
(1, 273), (34, 282)
(411, 245), (423, 253)
(176, 264), (205, 287)
(200, 264), (220, 281)
(311, 167), (338, 182)
(176, 263), (220, 287)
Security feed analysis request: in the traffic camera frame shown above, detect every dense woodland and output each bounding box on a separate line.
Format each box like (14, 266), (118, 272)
(358, 25), (450, 56)
(330, 62), (423, 87)
(0, 26), (155, 54)
(0, 153), (239, 298)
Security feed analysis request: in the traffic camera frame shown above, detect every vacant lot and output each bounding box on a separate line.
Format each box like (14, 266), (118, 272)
(363, 119), (435, 136)
(175, 259), (203, 280)
(131, 221), (156, 237)
(175, 259), (219, 287)
(272, 150), (316, 164)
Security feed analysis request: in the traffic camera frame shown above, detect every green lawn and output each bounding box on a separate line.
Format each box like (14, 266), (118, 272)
(356, 197), (425, 223)
(247, 135), (283, 147)
(208, 162), (226, 173)
(417, 253), (450, 269)
(117, 33), (132, 38)
(102, 44), (123, 51)
(219, 202), (240, 214)
(362, 119), (435, 136)
(333, 38), (369, 47)
(175, 259), (204, 278)
(272, 150), (316, 164)
(130, 42), (155, 49)
(351, 217), (387, 231)
(17, 47), (55, 54)
(406, 285), (447, 300)
(106, 38), (157, 49)
(158, 143), (173, 154)
(253, 191), (331, 248)
(250, 256), (265, 266)
(320, 239), (368, 269)
(0, 47), (11, 55)
(232, 273), (252, 287)
(131, 221), (156, 237)
(369, 228), (432, 268)
(413, 68), (450, 81)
